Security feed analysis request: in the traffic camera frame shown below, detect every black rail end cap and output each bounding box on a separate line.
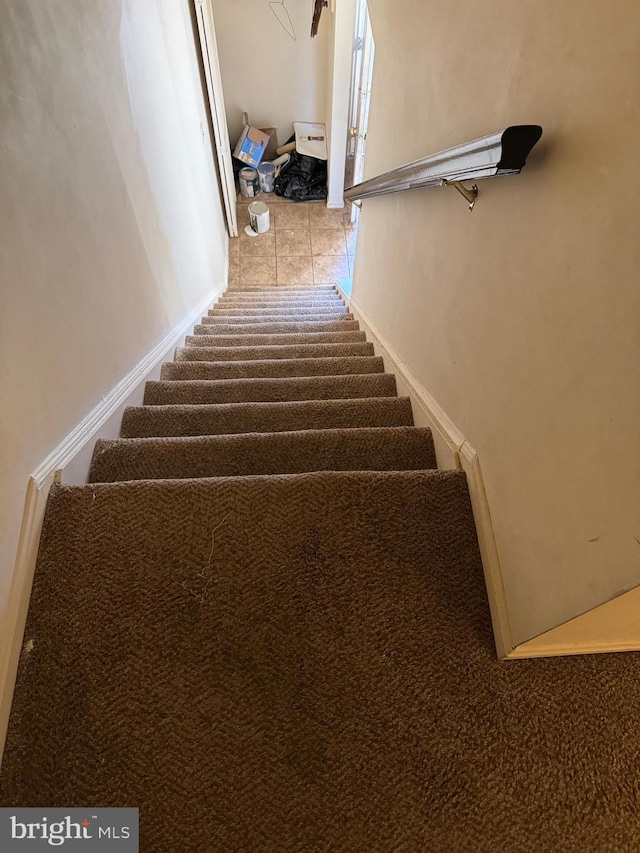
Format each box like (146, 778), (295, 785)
(497, 125), (543, 173)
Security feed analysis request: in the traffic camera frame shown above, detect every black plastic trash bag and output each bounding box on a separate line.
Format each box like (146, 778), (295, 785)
(274, 151), (327, 202)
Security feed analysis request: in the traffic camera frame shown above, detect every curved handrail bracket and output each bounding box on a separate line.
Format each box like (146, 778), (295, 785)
(440, 179), (478, 212)
(344, 125), (542, 209)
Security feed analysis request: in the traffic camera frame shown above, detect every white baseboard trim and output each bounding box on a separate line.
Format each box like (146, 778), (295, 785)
(33, 289), (220, 488)
(336, 283), (513, 659)
(507, 640), (640, 659)
(506, 583), (640, 658)
(0, 288), (221, 763)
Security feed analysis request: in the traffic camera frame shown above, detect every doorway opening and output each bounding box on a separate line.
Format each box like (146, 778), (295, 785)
(338, 0), (375, 296)
(345, 0), (375, 226)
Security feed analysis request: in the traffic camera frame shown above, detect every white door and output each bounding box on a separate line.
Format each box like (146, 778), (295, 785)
(193, 0), (238, 237)
(345, 0), (375, 222)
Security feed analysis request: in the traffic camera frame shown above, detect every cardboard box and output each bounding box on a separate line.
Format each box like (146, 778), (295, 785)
(233, 125), (271, 168)
(259, 127), (279, 161)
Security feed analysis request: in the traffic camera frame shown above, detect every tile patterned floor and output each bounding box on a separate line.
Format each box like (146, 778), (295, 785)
(231, 194), (357, 287)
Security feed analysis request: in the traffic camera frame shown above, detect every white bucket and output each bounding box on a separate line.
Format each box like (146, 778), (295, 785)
(248, 201), (270, 234)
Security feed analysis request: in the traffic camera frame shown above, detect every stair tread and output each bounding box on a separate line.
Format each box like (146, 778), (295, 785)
(201, 314), (354, 325)
(175, 342), (374, 362)
(121, 397), (414, 437)
(211, 303), (346, 309)
(209, 307), (350, 316)
(160, 356), (385, 380)
(89, 426), (437, 482)
(0, 469), (482, 852)
(193, 317), (360, 335)
(217, 303), (346, 311)
(224, 296), (340, 302)
(144, 373), (397, 405)
(216, 293), (344, 306)
(227, 284), (337, 291)
(198, 320), (359, 332)
(186, 332), (366, 347)
(201, 314), (359, 324)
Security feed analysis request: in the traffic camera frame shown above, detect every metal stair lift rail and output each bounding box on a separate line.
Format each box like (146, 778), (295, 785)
(344, 125), (543, 204)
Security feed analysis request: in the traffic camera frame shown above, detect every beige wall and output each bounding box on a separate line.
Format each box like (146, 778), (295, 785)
(211, 0), (330, 146)
(355, 0), (640, 645)
(0, 0), (227, 634)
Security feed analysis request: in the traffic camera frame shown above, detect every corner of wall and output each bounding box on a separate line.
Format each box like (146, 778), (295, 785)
(0, 478), (48, 763)
(336, 283), (640, 663)
(336, 282), (514, 659)
(507, 586), (640, 659)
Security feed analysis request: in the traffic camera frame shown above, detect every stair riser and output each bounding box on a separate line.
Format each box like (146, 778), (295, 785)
(216, 303), (346, 311)
(143, 374), (397, 405)
(227, 285), (337, 292)
(225, 291), (340, 299)
(201, 315), (354, 325)
(218, 293), (343, 305)
(160, 357), (385, 381)
(218, 298), (344, 306)
(198, 320), (359, 332)
(208, 308), (351, 317)
(121, 398), (414, 438)
(185, 332), (366, 347)
(89, 427), (436, 483)
(175, 343), (374, 362)
(218, 296), (345, 304)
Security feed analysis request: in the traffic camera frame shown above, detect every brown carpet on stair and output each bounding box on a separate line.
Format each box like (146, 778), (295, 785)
(209, 302), (348, 310)
(2, 472), (640, 853)
(227, 284), (337, 291)
(200, 313), (354, 326)
(218, 302), (347, 310)
(209, 308), (350, 317)
(4, 284), (639, 852)
(143, 373), (397, 405)
(120, 397), (414, 438)
(197, 319), (361, 333)
(185, 331), (366, 347)
(174, 342), (374, 362)
(160, 355), (385, 381)
(216, 294), (345, 307)
(221, 291), (344, 296)
(89, 426), (437, 482)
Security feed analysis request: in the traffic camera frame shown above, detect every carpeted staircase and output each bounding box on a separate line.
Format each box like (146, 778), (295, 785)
(3, 286), (640, 852)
